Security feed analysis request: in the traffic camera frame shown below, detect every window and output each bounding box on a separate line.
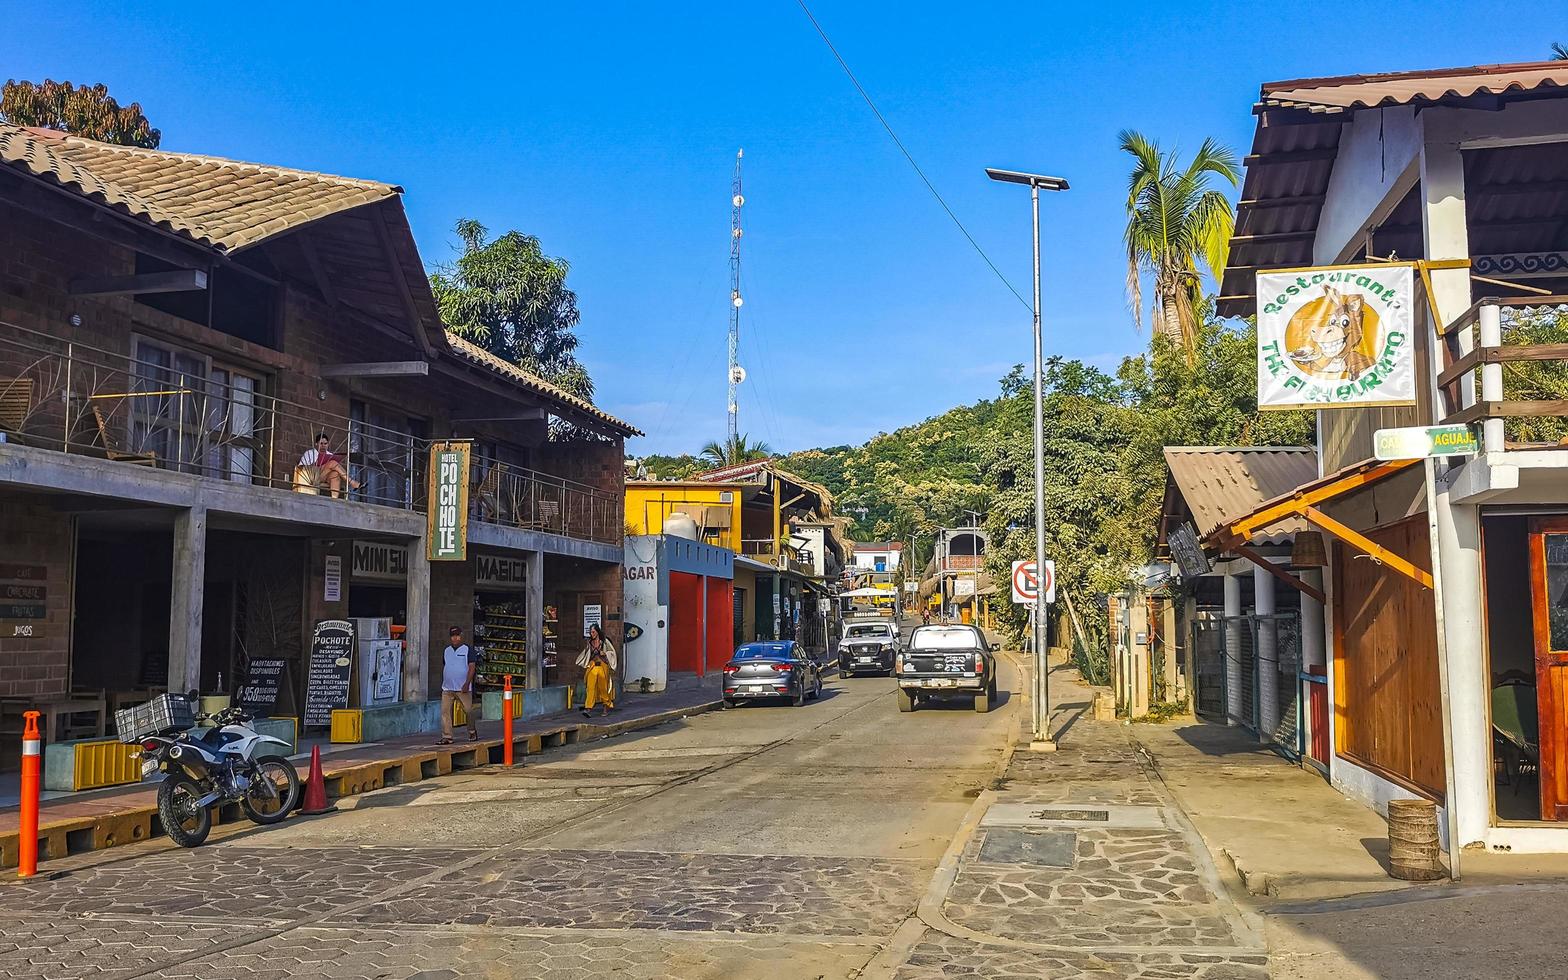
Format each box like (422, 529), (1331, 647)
(350, 400), (421, 507)
(131, 337), (265, 481)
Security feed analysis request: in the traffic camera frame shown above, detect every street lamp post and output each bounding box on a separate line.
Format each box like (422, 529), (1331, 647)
(986, 167), (1068, 752)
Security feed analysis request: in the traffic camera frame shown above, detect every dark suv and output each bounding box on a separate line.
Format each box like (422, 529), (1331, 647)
(897, 624), (996, 713)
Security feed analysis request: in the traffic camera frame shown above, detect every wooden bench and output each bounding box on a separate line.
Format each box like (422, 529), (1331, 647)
(87, 402), (157, 466)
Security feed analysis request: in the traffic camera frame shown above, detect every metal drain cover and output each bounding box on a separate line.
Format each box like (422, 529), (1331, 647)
(977, 829), (1077, 867)
(1031, 808), (1108, 822)
(982, 803), (1168, 830)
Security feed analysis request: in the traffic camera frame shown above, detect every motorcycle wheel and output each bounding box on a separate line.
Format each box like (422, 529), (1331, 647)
(242, 755), (301, 825)
(158, 773), (212, 848)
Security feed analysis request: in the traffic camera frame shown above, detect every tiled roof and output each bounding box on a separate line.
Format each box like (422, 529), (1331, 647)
(1260, 60), (1568, 115)
(1163, 446), (1318, 541)
(444, 332), (641, 437)
(0, 124), (399, 253)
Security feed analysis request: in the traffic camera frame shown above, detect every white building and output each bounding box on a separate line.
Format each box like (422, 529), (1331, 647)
(850, 541), (903, 573)
(1214, 59), (1568, 853)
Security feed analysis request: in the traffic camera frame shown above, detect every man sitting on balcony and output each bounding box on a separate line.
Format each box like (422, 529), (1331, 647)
(295, 432), (360, 497)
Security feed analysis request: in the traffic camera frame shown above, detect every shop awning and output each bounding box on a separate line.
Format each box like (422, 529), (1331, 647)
(1205, 457), (1432, 591)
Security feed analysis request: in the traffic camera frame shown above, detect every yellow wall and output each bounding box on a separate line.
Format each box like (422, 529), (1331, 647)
(625, 485), (744, 551)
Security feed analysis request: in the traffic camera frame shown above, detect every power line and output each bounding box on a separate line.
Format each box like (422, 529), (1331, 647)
(794, 0), (1032, 312)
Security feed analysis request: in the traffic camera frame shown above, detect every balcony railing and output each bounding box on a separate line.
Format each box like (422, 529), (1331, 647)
(0, 321), (419, 505)
(468, 453), (621, 545)
(0, 322), (622, 545)
(943, 555), (984, 571)
(740, 538), (815, 576)
(1438, 298), (1568, 452)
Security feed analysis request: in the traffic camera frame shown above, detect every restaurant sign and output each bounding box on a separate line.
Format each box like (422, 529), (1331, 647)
(1256, 264), (1415, 410)
(1374, 424), (1480, 461)
(427, 441), (471, 561)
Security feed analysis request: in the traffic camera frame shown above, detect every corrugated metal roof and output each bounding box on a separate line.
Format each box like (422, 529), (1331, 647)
(444, 333), (641, 437)
(1260, 61), (1568, 115)
(0, 124), (399, 253)
(1218, 60), (1568, 317)
(1163, 446), (1318, 540)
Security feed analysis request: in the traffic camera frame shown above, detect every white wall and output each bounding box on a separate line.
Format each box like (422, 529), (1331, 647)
(622, 536), (669, 692)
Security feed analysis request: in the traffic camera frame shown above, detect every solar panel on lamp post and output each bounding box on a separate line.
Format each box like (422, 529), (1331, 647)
(986, 167), (1068, 751)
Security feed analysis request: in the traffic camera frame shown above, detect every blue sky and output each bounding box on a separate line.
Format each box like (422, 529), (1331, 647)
(4, 3), (1562, 454)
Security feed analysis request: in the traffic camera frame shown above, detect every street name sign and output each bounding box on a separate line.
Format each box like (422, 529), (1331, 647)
(1010, 559), (1056, 605)
(1373, 424), (1479, 461)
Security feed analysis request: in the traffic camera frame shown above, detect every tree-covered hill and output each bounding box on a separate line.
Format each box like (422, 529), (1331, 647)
(780, 320), (1313, 650)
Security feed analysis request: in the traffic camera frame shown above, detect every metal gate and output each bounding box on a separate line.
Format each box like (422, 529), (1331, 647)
(1192, 618), (1226, 721)
(1220, 612), (1302, 758)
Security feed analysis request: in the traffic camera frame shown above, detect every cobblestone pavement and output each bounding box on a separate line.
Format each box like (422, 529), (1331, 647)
(909, 665), (1268, 979)
(337, 847), (922, 934)
(896, 930), (1269, 980)
(0, 655), (1285, 979)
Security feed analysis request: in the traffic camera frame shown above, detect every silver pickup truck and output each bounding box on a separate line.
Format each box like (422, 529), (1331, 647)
(896, 624), (997, 713)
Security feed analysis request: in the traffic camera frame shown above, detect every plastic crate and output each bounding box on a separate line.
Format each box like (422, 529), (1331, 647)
(114, 693), (196, 743)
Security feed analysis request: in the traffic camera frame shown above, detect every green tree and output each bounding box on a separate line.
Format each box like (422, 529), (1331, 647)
(431, 219), (592, 403)
(1552, 42), (1568, 59)
(1120, 130), (1239, 359)
(698, 433), (773, 469)
(635, 453), (703, 481)
(1, 80), (160, 147)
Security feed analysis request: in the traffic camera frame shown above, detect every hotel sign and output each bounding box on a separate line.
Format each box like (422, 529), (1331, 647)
(1257, 264), (1416, 410)
(427, 441), (471, 561)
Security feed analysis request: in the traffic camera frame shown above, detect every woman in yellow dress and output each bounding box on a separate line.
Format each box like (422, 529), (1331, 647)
(578, 623), (617, 717)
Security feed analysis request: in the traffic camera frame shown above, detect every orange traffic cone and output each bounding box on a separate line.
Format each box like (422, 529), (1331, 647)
(299, 745), (335, 815)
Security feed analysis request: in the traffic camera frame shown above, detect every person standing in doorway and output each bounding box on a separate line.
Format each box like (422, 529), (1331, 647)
(577, 622), (617, 718)
(440, 626), (480, 744)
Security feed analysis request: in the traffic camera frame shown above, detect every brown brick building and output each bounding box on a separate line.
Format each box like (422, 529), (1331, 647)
(0, 124), (636, 741)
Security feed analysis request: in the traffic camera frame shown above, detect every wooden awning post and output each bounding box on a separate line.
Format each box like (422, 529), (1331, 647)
(1233, 544), (1327, 603)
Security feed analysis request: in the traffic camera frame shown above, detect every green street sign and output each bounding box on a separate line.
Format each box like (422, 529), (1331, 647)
(1373, 424), (1479, 461)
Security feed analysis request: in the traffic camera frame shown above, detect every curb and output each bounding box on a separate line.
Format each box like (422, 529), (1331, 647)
(0, 697), (722, 870)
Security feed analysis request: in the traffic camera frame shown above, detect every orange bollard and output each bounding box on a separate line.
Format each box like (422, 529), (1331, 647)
(18, 710), (41, 878)
(503, 674), (515, 767)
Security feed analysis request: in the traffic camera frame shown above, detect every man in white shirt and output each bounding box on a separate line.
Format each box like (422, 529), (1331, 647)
(440, 626), (480, 744)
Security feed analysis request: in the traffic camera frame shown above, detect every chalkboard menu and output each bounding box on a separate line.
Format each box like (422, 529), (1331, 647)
(304, 619), (356, 726)
(237, 659), (287, 716)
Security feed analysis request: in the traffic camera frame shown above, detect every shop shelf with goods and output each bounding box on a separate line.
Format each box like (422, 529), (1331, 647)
(474, 598), (528, 688)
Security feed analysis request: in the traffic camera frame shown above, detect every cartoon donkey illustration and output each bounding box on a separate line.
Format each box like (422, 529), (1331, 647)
(1287, 285), (1376, 381)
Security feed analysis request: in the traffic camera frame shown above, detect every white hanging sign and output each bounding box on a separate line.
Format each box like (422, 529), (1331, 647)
(1256, 264), (1416, 410)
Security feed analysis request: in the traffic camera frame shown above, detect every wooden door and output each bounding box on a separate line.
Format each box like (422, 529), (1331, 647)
(1528, 517), (1568, 821)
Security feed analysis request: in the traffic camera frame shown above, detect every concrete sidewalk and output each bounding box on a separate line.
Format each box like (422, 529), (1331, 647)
(1, 675), (723, 869)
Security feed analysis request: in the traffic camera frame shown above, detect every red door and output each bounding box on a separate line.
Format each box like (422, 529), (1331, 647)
(1528, 518), (1568, 821)
(668, 572), (704, 675)
(705, 577), (734, 672)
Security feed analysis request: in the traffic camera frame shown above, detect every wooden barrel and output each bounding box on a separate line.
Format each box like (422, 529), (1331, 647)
(1387, 799), (1445, 880)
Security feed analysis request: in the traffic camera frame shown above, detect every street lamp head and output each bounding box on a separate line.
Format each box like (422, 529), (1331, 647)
(985, 168), (1069, 191)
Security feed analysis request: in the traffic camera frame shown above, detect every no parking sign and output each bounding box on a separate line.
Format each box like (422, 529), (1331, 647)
(1010, 559), (1056, 605)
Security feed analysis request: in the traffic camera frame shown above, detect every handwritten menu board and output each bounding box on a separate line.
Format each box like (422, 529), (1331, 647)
(237, 659), (287, 715)
(304, 619), (356, 726)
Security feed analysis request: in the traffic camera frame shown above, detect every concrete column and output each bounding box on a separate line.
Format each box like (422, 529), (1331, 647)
(405, 541), (430, 702)
(1301, 569), (1326, 669)
(1421, 130), (1487, 847)
(1255, 563), (1278, 742)
(1434, 486), (1489, 847)
(1223, 572), (1242, 726)
(1161, 601), (1180, 703)
(526, 550), (544, 690)
(168, 506), (207, 696)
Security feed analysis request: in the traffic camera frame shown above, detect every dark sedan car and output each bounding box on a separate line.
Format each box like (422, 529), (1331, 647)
(723, 641), (823, 707)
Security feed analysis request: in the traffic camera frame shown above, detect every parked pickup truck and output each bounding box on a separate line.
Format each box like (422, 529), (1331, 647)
(896, 624), (997, 713)
(838, 619), (903, 677)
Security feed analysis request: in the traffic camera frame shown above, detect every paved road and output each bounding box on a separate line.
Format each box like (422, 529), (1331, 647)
(0, 642), (1020, 979)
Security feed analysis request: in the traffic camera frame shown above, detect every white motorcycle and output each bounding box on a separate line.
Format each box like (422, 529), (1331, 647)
(138, 704), (301, 847)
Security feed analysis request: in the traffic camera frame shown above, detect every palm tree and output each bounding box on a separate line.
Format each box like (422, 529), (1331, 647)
(1120, 130), (1240, 360)
(1552, 42), (1568, 60)
(698, 433), (773, 468)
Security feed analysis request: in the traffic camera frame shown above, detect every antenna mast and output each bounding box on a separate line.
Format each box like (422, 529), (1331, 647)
(727, 149), (745, 445)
